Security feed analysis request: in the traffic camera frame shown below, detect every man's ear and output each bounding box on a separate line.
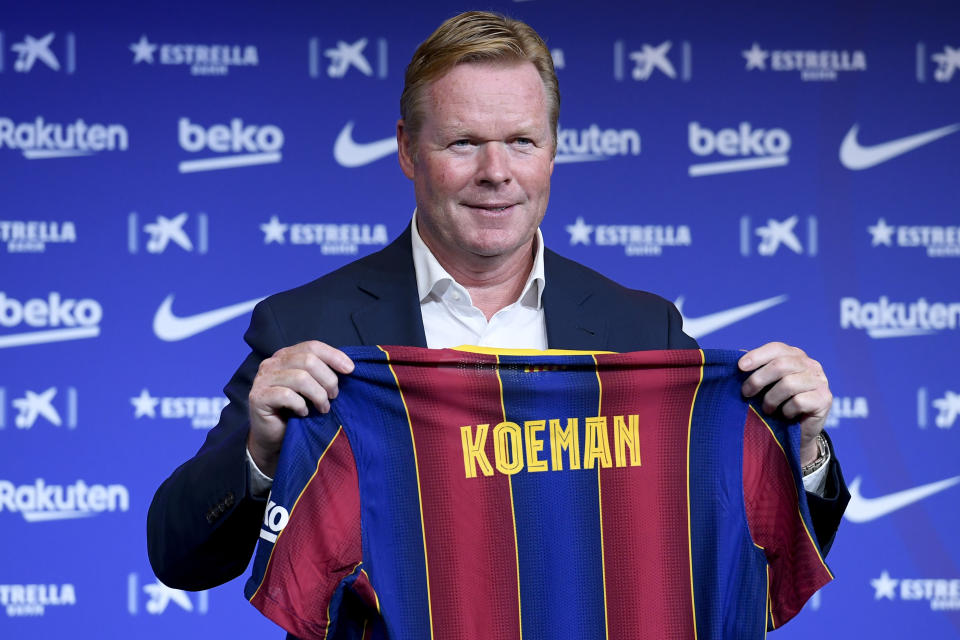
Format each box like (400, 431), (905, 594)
(397, 120), (415, 180)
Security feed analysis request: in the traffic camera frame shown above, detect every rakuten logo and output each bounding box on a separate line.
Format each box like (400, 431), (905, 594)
(0, 292), (102, 349)
(177, 117), (284, 173)
(688, 121), (790, 176)
(840, 297), (960, 338)
(0, 479), (129, 522)
(0, 117), (129, 159)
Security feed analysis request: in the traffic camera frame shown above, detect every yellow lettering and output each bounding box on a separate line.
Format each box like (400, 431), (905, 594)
(614, 414), (641, 467)
(524, 420), (548, 472)
(584, 417), (612, 469)
(460, 424), (493, 478)
(493, 421), (523, 475)
(550, 418), (581, 470)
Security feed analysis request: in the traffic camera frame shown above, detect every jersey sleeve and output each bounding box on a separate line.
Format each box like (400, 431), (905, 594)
(742, 405), (834, 629)
(244, 411), (366, 640)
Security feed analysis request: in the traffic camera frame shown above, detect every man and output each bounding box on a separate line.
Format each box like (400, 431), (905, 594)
(148, 11), (847, 595)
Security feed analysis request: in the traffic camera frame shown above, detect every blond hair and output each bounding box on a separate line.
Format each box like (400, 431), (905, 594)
(400, 11), (559, 147)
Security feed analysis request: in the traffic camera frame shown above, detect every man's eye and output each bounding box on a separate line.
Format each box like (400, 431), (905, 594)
(451, 139), (471, 147)
(514, 137), (533, 145)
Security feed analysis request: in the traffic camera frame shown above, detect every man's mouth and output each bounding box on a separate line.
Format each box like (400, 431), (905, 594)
(465, 203), (515, 212)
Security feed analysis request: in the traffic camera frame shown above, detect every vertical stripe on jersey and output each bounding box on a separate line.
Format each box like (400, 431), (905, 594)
(388, 347), (521, 640)
(498, 353), (607, 640)
(689, 350), (765, 638)
(336, 347), (431, 639)
(594, 349), (700, 640)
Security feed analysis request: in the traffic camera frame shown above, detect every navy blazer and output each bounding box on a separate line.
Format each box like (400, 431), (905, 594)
(147, 227), (848, 591)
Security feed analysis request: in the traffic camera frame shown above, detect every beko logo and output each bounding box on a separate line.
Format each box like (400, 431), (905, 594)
(688, 122), (790, 176)
(178, 117), (284, 173)
(0, 292), (103, 349)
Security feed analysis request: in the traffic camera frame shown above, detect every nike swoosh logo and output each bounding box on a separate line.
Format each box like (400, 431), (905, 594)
(153, 294), (265, 342)
(839, 123), (960, 170)
(333, 121), (397, 168)
(845, 475), (960, 523)
(673, 295), (788, 339)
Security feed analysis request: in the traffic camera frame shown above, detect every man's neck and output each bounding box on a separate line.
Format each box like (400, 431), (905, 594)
(426, 239), (536, 321)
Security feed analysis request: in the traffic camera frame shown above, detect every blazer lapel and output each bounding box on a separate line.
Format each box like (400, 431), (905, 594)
(542, 249), (608, 350)
(351, 226), (428, 348)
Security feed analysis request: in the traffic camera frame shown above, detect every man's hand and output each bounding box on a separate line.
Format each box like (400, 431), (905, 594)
(738, 342), (832, 466)
(247, 341), (354, 477)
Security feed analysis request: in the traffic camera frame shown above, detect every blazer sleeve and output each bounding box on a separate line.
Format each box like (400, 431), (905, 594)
(146, 299), (284, 591)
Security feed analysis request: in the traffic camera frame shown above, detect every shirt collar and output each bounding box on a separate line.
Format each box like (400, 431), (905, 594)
(410, 210), (545, 309)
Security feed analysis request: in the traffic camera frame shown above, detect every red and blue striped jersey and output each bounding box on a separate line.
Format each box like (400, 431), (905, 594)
(245, 346), (833, 639)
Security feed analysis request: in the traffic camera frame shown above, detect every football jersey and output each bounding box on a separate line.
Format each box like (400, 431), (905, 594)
(245, 346), (832, 640)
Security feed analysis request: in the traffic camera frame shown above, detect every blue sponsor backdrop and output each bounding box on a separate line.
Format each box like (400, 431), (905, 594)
(2, 0), (959, 636)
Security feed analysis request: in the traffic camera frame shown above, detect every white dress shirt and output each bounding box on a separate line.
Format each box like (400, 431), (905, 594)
(248, 213), (829, 495)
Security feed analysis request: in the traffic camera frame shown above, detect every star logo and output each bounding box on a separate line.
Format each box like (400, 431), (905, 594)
(566, 217), (594, 245)
(12, 387), (61, 428)
(144, 579), (194, 614)
(325, 38), (373, 78)
(144, 213), (193, 253)
(130, 35), (158, 64)
(12, 32), (60, 73)
(260, 215), (288, 244)
(743, 43), (769, 70)
(871, 570), (898, 600)
(628, 41), (676, 80)
(131, 389), (159, 418)
(867, 218), (895, 246)
(755, 216), (803, 255)
(932, 45), (960, 82)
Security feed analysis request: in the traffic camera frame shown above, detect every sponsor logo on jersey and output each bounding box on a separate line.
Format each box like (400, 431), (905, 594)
(0, 292), (103, 349)
(688, 121), (790, 177)
(556, 124), (641, 163)
(0, 220), (76, 253)
(0, 117), (129, 159)
(130, 389), (226, 430)
(565, 216), (690, 256)
(840, 123), (960, 170)
(916, 43), (960, 83)
(917, 387), (960, 429)
(0, 583), (76, 617)
(742, 42), (866, 81)
(840, 297), (960, 338)
(6, 31), (75, 74)
(0, 479), (129, 522)
(868, 218), (960, 257)
(127, 212), (208, 254)
(308, 37), (388, 79)
(674, 295), (788, 339)
(613, 39), (691, 81)
(260, 500), (289, 543)
(0, 386), (78, 430)
(825, 395), (869, 428)
(177, 117), (283, 173)
(129, 35), (258, 76)
(740, 215), (817, 257)
(871, 570), (960, 611)
(260, 215), (389, 254)
(127, 573), (208, 615)
(153, 294), (263, 342)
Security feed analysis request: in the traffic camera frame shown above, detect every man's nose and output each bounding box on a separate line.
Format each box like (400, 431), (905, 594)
(475, 142), (511, 186)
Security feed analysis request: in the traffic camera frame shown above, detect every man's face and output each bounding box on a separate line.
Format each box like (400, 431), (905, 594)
(398, 62), (555, 268)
